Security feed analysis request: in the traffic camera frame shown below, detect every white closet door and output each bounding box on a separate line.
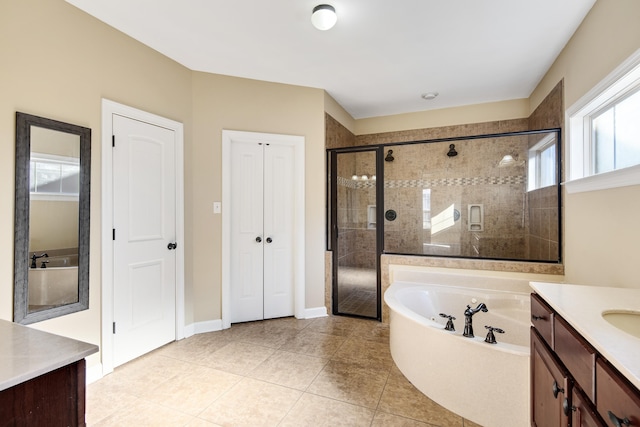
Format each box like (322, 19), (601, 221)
(263, 143), (295, 319)
(230, 140), (265, 323)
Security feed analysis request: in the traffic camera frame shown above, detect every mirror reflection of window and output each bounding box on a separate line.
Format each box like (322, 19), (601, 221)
(30, 154), (80, 197)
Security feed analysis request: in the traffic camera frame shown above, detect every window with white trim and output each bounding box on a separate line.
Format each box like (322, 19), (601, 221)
(566, 49), (640, 193)
(528, 134), (557, 191)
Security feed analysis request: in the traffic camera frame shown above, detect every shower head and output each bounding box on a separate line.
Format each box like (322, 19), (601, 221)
(385, 149), (394, 162)
(447, 144), (458, 157)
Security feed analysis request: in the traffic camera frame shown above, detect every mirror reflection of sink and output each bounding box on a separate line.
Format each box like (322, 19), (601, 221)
(602, 311), (640, 339)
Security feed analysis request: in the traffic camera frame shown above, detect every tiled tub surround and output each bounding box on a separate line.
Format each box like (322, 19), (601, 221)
(86, 316), (483, 427)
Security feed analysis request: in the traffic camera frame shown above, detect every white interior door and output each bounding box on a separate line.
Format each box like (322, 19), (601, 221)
(230, 139), (295, 323)
(112, 115), (176, 366)
(263, 143), (295, 319)
(230, 140), (265, 323)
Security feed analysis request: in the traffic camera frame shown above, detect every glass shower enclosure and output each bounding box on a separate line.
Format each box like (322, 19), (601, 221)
(328, 148), (382, 320)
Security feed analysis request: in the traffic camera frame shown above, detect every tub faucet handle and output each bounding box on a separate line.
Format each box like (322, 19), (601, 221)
(439, 313), (456, 331)
(484, 326), (505, 344)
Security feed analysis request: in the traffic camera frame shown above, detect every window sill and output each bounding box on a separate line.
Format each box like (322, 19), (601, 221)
(563, 164), (640, 194)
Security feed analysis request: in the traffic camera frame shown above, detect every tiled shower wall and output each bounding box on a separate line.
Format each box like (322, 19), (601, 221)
(382, 135), (530, 259)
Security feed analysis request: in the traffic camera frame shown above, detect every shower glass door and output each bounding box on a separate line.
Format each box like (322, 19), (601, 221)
(330, 148), (381, 320)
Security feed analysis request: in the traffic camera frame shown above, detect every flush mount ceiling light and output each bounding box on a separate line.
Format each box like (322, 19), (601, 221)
(421, 92), (439, 100)
(312, 4), (337, 31)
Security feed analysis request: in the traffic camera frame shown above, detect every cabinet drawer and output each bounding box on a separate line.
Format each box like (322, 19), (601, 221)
(596, 359), (640, 427)
(531, 293), (554, 347)
(554, 315), (597, 401)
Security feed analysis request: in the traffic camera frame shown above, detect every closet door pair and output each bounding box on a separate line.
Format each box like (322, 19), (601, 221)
(230, 140), (295, 323)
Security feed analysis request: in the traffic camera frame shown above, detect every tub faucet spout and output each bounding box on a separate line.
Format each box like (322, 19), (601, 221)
(463, 303), (488, 338)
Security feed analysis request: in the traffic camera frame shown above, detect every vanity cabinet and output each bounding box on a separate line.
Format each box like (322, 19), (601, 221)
(531, 293), (640, 427)
(531, 328), (570, 427)
(0, 320), (98, 427)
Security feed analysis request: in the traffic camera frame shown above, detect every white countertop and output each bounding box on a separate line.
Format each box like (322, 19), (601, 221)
(0, 319), (99, 391)
(530, 282), (640, 390)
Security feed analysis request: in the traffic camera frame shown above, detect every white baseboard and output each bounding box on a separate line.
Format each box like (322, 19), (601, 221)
(304, 306), (328, 319)
(190, 319), (223, 335)
(86, 363), (104, 385)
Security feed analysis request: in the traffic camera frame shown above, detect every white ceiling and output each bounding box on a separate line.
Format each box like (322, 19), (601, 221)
(65, 0), (596, 119)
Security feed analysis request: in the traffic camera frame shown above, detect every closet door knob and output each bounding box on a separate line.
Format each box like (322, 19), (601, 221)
(266, 237), (273, 243)
(255, 236), (262, 243)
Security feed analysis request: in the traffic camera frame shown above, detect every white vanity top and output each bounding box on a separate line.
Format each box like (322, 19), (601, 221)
(0, 319), (98, 391)
(530, 282), (640, 390)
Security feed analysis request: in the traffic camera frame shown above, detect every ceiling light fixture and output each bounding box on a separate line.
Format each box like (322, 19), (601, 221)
(312, 4), (337, 31)
(421, 92), (439, 100)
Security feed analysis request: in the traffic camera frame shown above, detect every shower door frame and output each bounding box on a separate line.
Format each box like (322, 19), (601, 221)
(328, 146), (384, 321)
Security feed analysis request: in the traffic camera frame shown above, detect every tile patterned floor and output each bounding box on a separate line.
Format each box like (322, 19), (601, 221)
(87, 316), (483, 427)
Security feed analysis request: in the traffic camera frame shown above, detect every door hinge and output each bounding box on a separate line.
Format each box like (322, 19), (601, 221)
(112, 322), (116, 334)
(112, 135), (115, 147)
(112, 228), (116, 240)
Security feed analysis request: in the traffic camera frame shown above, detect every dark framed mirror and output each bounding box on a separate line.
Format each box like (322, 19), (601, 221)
(14, 112), (91, 324)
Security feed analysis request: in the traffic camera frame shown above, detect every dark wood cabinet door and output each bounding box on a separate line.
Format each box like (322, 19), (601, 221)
(596, 359), (640, 427)
(532, 328), (570, 427)
(572, 385), (606, 427)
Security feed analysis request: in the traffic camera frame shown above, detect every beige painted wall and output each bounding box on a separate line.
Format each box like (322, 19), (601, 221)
(355, 99), (529, 135)
(190, 72), (326, 322)
(1, 0), (193, 369)
(529, 0), (640, 288)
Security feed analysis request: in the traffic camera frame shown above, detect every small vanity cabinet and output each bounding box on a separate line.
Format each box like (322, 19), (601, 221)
(0, 320), (98, 426)
(530, 293), (640, 427)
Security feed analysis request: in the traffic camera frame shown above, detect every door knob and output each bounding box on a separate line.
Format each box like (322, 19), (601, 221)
(266, 237), (273, 243)
(256, 236), (262, 243)
(167, 242), (177, 250)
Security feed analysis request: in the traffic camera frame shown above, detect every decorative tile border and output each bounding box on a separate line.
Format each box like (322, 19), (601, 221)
(338, 175), (525, 189)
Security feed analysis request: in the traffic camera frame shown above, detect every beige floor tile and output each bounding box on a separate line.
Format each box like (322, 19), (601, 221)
(261, 316), (315, 330)
(378, 367), (463, 427)
(332, 337), (393, 367)
(307, 359), (390, 408)
(85, 380), (139, 425)
(198, 377), (302, 426)
(231, 323), (300, 348)
(279, 393), (375, 427)
(155, 333), (232, 363)
(348, 321), (391, 343)
(198, 341), (275, 375)
(248, 350), (329, 390)
(143, 365), (242, 415)
(305, 315), (370, 337)
(99, 354), (193, 397)
(279, 330), (346, 358)
(185, 418), (223, 427)
(372, 411), (437, 426)
(92, 398), (193, 427)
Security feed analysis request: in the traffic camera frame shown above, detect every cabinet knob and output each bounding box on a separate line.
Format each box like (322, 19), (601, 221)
(552, 381), (564, 399)
(608, 411), (631, 427)
(531, 314), (546, 321)
(562, 398), (575, 416)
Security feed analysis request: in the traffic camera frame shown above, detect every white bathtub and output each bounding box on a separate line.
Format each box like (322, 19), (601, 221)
(385, 271), (532, 427)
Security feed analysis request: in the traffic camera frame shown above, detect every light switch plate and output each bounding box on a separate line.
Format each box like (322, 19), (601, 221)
(213, 202), (221, 214)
